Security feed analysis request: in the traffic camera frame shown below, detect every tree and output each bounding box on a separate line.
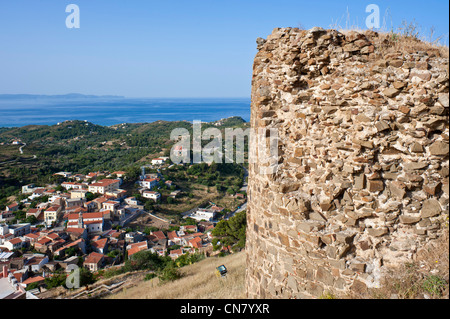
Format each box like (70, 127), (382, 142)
(25, 215), (38, 225)
(211, 211), (246, 251)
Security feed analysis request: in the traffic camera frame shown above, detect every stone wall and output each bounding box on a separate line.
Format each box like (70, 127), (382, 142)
(245, 27), (449, 298)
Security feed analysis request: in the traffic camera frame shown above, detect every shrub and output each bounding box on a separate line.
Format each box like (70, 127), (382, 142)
(157, 266), (183, 283)
(422, 275), (447, 297)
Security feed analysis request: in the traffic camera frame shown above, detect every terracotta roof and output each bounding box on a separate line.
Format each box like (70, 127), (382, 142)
(92, 238), (108, 249)
(22, 276), (45, 285)
(36, 237), (51, 245)
(84, 252), (104, 264)
(103, 201), (119, 205)
(151, 231), (166, 240)
(66, 227), (86, 235)
(167, 231), (178, 240)
(46, 233), (60, 240)
(91, 179), (119, 187)
(170, 249), (183, 255)
(83, 220), (103, 225)
(83, 212), (104, 219)
(127, 242), (148, 257)
(45, 206), (60, 212)
(24, 233), (39, 239)
(188, 237), (202, 249)
(8, 237), (22, 245)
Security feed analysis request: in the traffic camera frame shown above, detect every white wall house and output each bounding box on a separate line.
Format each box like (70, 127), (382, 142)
(142, 191), (161, 202)
(189, 209), (216, 222)
(139, 178), (159, 189)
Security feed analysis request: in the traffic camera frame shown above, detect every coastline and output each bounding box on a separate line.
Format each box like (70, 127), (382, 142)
(0, 96), (251, 128)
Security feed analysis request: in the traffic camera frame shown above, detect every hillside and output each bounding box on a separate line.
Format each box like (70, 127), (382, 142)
(106, 251), (246, 299)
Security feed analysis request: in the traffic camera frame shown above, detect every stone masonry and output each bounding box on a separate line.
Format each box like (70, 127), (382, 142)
(245, 27), (449, 298)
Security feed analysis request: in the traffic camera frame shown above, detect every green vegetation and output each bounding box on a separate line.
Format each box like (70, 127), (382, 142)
(211, 211), (246, 252)
(422, 275), (447, 297)
(0, 118), (249, 206)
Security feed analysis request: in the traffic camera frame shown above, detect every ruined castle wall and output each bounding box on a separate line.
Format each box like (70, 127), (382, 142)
(245, 27), (449, 298)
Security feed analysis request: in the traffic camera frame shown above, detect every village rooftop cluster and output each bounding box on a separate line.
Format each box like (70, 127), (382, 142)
(0, 157), (227, 299)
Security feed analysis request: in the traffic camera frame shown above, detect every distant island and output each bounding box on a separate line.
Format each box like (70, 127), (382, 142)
(0, 93), (125, 100)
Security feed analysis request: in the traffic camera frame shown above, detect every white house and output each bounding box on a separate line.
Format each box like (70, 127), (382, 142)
(1, 237), (24, 251)
(188, 208), (216, 222)
(5, 223), (31, 237)
(61, 182), (85, 191)
(139, 178), (159, 189)
(88, 179), (120, 194)
(21, 184), (37, 194)
(151, 158), (166, 165)
(142, 191), (161, 202)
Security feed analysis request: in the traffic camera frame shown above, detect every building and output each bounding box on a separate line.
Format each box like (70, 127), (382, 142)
(88, 179), (120, 194)
(91, 238), (108, 254)
(70, 189), (88, 199)
(26, 208), (43, 220)
(21, 184), (36, 194)
(112, 171), (126, 178)
(0, 212), (15, 223)
(53, 172), (72, 178)
(151, 158), (166, 165)
(127, 241), (148, 257)
(66, 198), (86, 209)
(0, 266), (27, 299)
(102, 201), (120, 214)
(67, 212), (104, 234)
(1, 224), (31, 237)
(139, 178), (159, 189)
(61, 182), (84, 190)
(1, 238), (24, 251)
(188, 208), (216, 222)
(83, 252), (105, 272)
(44, 206), (61, 226)
(6, 203), (19, 212)
(142, 191), (161, 202)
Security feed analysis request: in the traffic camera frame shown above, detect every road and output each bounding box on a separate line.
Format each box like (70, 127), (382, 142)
(19, 143), (26, 154)
(225, 201), (247, 220)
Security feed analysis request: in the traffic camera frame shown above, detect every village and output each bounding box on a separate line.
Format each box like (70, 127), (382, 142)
(0, 156), (246, 299)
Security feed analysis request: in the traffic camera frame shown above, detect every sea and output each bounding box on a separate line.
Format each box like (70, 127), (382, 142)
(0, 96), (251, 127)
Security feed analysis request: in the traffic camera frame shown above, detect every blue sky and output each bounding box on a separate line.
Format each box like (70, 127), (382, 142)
(0, 0), (448, 98)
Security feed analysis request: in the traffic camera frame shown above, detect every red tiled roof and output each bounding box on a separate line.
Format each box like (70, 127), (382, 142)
(45, 205), (60, 212)
(36, 237), (51, 245)
(9, 237), (22, 245)
(22, 276), (45, 285)
(66, 227), (86, 235)
(188, 237), (202, 249)
(151, 231), (166, 240)
(92, 238), (108, 249)
(170, 249), (183, 255)
(84, 252), (104, 264)
(127, 242), (148, 257)
(83, 220), (103, 225)
(24, 233), (39, 239)
(167, 231), (178, 240)
(46, 233), (60, 240)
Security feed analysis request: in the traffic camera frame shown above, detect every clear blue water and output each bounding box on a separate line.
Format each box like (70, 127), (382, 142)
(0, 97), (251, 127)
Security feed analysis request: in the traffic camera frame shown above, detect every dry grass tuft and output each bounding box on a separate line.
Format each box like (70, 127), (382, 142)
(369, 230), (449, 299)
(106, 251), (246, 299)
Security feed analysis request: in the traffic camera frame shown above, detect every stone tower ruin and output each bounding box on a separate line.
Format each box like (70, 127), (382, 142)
(245, 27), (449, 298)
